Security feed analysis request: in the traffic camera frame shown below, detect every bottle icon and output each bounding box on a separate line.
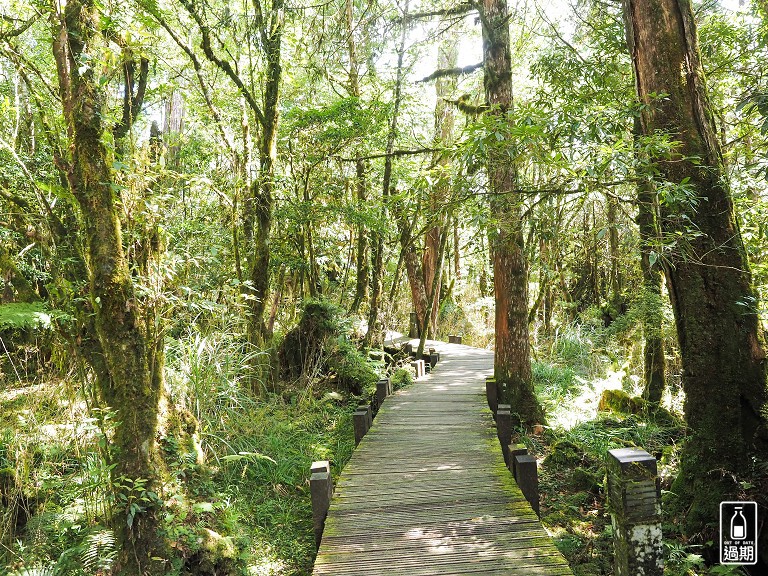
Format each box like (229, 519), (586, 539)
(731, 506), (747, 540)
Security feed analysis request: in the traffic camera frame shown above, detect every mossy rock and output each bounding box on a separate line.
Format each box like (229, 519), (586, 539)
(544, 440), (583, 467)
(598, 389), (646, 415)
(185, 528), (241, 576)
(571, 468), (601, 493)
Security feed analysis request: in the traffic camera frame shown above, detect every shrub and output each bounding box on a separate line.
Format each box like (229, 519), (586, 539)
(390, 368), (413, 391)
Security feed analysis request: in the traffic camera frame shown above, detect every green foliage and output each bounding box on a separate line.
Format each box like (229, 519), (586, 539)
(0, 303), (52, 331)
(278, 299), (377, 393)
(327, 338), (378, 393)
(6, 565), (57, 576)
(81, 530), (117, 573)
(390, 367), (413, 391)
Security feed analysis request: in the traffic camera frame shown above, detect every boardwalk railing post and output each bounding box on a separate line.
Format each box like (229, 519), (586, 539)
(496, 404), (511, 465)
(428, 347), (439, 368)
(310, 460), (332, 549)
(353, 408), (369, 445)
(514, 454), (540, 517)
(485, 377), (498, 416)
(358, 404), (373, 428)
(376, 379), (390, 409)
(508, 443), (528, 478)
(607, 448), (663, 576)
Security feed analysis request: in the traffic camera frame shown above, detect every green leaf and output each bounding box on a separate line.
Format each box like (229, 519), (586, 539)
(0, 303), (52, 330)
(221, 451), (276, 464)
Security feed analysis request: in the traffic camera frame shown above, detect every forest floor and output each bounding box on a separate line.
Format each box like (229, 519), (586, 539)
(0, 315), (752, 576)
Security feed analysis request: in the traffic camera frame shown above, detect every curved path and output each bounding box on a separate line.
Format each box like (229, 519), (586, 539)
(312, 342), (573, 576)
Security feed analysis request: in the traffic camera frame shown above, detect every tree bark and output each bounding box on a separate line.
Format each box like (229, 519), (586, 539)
(423, 31), (458, 336)
(393, 198), (429, 330)
(345, 0), (370, 315)
(480, 0), (543, 426)
(633, 117), (666, 404)
(51, 0), (166, 570)
(624, 0), (768, 537)
(363, 0), (408, 348)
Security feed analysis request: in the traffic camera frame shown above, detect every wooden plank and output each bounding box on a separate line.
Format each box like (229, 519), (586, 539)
(312, 342), (573, 576)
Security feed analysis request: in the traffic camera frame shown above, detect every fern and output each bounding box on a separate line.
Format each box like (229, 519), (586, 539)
(0, 302), (51, 330)
(82, 529), (117, 573)
(6, 565), (57, 576)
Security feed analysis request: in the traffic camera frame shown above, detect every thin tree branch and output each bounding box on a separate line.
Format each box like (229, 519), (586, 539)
(418, 62), (483, 83)
(179, 0), (267, 127)
(338, 147), (439, 161)
(406, 3), (474, 21)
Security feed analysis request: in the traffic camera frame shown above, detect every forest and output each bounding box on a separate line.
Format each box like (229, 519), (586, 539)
(1, 0), (768, 573)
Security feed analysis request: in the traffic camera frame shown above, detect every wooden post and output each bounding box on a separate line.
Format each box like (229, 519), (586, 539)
(405, 342), (414, 357)
(376, 379), (390, 408)
(353, 409), (369, 445)
(606, 448), (663, 576)
(357, 404), (372, 428)
(496, 404), (511, 465)
(485, 377), (498, 415)
(310, 460), (332, 548)
(429, 349), (439, 368)
(508, 443), (528, 478)
(514, 454), (539, 517)
(411, 359), (425, 378)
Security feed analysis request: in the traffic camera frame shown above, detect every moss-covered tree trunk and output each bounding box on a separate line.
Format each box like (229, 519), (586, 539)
(51, 0), (166, 571)
(363, 0), (408, 349)
(247, 0), (282, 345)
(634, 119), (666, 404)
(423, 32), (458, 337)
(345, 0), (370, 315)
(480, 0), (543, 426)
(623, 0), (768, 536)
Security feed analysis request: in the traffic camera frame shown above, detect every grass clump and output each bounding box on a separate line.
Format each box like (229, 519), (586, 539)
(390, 368), (413, 391)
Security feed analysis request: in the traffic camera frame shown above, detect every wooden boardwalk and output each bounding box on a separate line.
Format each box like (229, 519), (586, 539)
(312, 342), (573, 576)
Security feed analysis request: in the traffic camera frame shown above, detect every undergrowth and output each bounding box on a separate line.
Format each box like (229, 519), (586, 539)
(529, 311), (751, 576)
(1, 319), (362, 575)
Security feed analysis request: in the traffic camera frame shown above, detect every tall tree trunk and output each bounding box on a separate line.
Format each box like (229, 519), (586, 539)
(248, 9), (282, 344)
(624, 0), (768, 537)
(394, 198), (429, 329)
(480, 0), (543, 426)
(634, 117), (666, 404)
(179, 0), (283, 346)
(350, 158), (369, 313)
(417, 222), (449, 358)
(363, 0), (408, 348)
(606, 192), (623, 310)
(51, 1), (166, 570)
(345, 0), (370, 315)
(423, 31), (458, 337)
